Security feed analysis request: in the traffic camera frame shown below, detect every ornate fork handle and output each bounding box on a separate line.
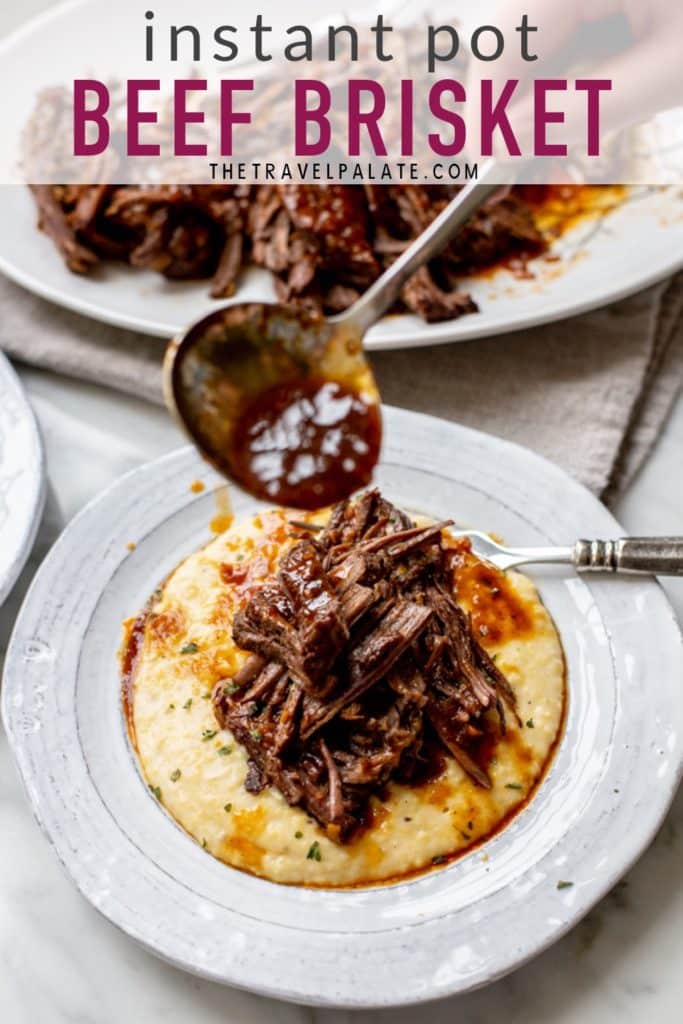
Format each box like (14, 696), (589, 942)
(573, 538), (683, 575)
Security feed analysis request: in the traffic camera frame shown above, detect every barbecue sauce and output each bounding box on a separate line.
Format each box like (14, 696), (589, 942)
(120, 610), (148, 745)
(227, 377), (381, 510)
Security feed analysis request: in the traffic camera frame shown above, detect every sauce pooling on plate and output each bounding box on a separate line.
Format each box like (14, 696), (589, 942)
(228, 376), (382, 509)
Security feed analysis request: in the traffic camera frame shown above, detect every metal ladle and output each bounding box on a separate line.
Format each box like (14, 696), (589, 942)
(163, 162), (501, 509)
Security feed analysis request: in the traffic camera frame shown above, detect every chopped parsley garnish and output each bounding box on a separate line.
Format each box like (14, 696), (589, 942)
(557, 880), (574, 890)
(224, 803), (232, 813)
(170, 768), (181, 782)
(306, 841), (322, 861)
(526, 718), (535, 728)
(217, 745), (232, 756)
(431, 854), (447, 865)
(202, 729), (217, 741)
(250, 729), (262, 741)
(224, 682), (241, 695)
(183, 698), (193, 710)
(202, 692), (211, 700)
(295, 831), (303, 839)
(149, 784), (162, 800)
(505, 782), (523, 790)
(201, 838), (208, 849)
(180, 642), (199, 655)
(167, 703), (175, 711)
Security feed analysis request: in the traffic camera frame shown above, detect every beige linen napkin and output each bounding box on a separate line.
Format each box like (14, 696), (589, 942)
(1, 272), (681, 502)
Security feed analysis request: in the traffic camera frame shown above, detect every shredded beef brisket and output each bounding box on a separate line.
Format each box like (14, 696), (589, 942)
(213, 490), (518, 843)
(31, 182), (546, 322)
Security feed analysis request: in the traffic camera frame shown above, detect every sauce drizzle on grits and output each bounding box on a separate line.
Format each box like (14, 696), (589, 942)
(121, 507), (566, 888)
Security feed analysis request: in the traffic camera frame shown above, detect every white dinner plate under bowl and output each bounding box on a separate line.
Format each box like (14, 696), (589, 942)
(0, 351), (45, 607)
(2, 408), (682, 1007)
(0, 184), (682, 348)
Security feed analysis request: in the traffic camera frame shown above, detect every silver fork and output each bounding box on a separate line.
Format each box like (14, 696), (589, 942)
(452, 533), (683, 575)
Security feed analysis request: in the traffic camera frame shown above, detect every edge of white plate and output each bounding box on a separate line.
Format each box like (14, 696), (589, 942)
(1, 243), (681, 349)
(0, 351), (46, 606)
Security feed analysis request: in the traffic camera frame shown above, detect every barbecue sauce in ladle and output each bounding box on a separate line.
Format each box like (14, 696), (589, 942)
(230, 376), (381, 508)
(163, 302), (382, 510)
(164, 167), (501, 508)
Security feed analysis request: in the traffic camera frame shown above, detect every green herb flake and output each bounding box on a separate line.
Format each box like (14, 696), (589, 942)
(201, 838), (208, 849)
(224, 803), (233, 813)
(505, 782), (523, 791)
(295, 831), (303, 839)
(170, 768), (181, 782)
(250, 729), (262, 742)
(183, 698), (193, 710)
(306, 841), (322, 862)
(166, 703), (175, 711)
(202, 692), (211, 700)
(202, 729), (218, 742)
(217, 745), (232, 756)
(149, 784), (162, 801)
(526, 718), (535, 729)
(180, 642), (199, 655)
(557, 880), (574, 890)
(224, 682), (241, 695)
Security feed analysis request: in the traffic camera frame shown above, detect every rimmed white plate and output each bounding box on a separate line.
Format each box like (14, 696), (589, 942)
(1, 183), (682, 349)
(0, 351), (45, 606)
(2, 408), (682, 1007)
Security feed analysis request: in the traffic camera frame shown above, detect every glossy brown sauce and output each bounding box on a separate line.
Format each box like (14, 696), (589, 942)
(210, 485), (234, 535)
(120, 610), (149, 745)
(449, 547), (534, 645)
(473, 184), (627, 281)
(228, 377), (381, 510)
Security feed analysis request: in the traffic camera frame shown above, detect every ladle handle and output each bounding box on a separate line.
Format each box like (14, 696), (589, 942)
(332, 160), (502, 337)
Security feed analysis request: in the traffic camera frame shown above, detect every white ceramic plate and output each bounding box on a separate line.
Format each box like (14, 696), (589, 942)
(3, 408), (682, 1006)
(1, 184), (682, 348)
(0, 351), (45, 607)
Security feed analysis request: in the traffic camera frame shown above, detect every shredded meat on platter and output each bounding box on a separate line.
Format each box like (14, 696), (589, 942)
(213, 490), (519, 843)
(30, 183), (545, 322)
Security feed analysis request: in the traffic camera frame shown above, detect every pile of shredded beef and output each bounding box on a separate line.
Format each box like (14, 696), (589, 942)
(30, 182), (546, 322)
(212, 490), (518, 843)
